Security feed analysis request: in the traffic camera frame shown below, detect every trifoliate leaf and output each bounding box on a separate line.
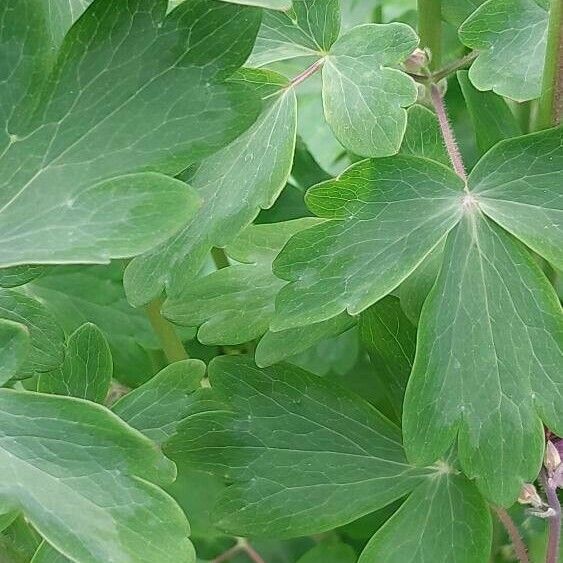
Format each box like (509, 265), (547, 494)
(401, 105), (450, 166)
(359, 472), (492, 563)
(0, 290), (64, 378)
(404, 213), (563, 505)
(0, 390), (194, 562)
(458, 0), (549, 101)
(0, 0), (261, 267)
(163, 219), (320, 345)
(359, 296), (416, 422)
(470, 127), (563, 270)
(272, 156), (464, 330)
(29, 265), (158, 386)
(125, 74), (297, 306)
(0, 320), (29, 386)
(248, 0), (341, 67)
(112, 359), (205, 444)
(322, 23), (419, 157)
(298, 541), (357, 563)
(0, 265), (46, 288)
(38, 323), (112, 403)
(255, 312), (356, 367)
(458, 70), (521, 154)
(165, 356), (433, 538)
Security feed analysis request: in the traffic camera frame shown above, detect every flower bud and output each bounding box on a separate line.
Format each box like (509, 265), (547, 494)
(403, 48), (429, 74)
(544, 440), (562, 474)
(517, 483), (543, 508)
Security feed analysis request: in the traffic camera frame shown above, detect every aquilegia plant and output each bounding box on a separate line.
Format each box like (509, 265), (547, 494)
(0, 0), (561, 561)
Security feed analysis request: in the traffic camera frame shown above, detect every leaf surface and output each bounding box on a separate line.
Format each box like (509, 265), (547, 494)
(458, 0), (548, 101)
(38, 323), (112, 403)
(166, 356), (433, 538)
(112, 359), (205, 444)
(0, 0), (261, 266)
(0, 320), (29, 386)
(322, 23), (419, 157)
(404, 212), (563, 505)
(0, 390), (194, 562)
(272, 156), (464, 330)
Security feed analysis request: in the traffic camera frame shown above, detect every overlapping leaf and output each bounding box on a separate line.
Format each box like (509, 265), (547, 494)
(458, 0), (549, 101)
(0, 320), (29, 386)
(272, 155), (464, 330)
(165, 356), (433, 538)
(0, 0), (261, 267)
(0, 390), (193, 562)
(125, 71), (297, 306)
(38, 323), (112, 403)
(322, 23), (419, 157)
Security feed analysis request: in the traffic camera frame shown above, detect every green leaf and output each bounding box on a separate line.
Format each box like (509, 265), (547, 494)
(0, 0), (261, 267)
(0, 265), (46, 288)
(457, 70), (521, 154)
(221, 0), (291, 8)
(0, 390), (194, 562)
(32, 542), (71, 563)
(401, 105), (450, 167)
(470, 127), (563, 270)
(0, 320), (29, 386)
(0, 289), (64, 378)
(404, 213), (563, 505)
(163, 219), (320, 346)
(248, 0), (340, 67)
(165, 355), (433, 538)
(322, 23), (419, 157)
(112, 359), (205, 444)
(256, 312), (356, 367)
(442, 0), (486, 27)
(458, 0), (548, 101)
(125, 76), (297, 306)
(38, 323), (112, 403)
(29, 264), (159, 387)
(359, 472), (492, 563)
(272, 156), (464, 330)
(298, 541), (357, 563)
(44, 0), (93, 49)
(359, 296), (416, 423)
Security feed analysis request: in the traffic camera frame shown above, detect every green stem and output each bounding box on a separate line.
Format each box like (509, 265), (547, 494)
(211, 247), (230, 270)
(536, 0), (562, 129)
(418, 0), (442, 70)
(515, 101), (532, 134)
(145, 297), (189, 363)
(372, 3), (383, 23)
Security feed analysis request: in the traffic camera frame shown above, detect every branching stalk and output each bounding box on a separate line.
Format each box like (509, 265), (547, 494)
(212, 539), (265, 563)
(430, 84), (467, 181)
(536, 0), (563, 129)
(431, 51), (478, 82)
(493, 507), (530, 563)
(145, 297), (189, 363)
(289, 58), (325, 88)
(541, 468), (562, 563)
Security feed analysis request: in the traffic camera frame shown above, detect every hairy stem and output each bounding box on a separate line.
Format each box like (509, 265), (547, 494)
(418, 0), (442, 70)
(145, 297), (188, 363)
(430, 84), (467, 181)
(289, 58), (325, 88)
(541, 469), (561, 563)
(493, 507), (530, 563)
(536, 0), (563, 129)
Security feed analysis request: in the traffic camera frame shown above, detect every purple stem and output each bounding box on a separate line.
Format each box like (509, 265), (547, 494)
(430, 84), (467, 181)
(541, 468), (561, 563)
(290, 58), (325, 88)
(493, 507), (530, 563)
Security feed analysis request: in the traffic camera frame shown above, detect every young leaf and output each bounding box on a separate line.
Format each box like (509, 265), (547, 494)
(112, 359), (206, 444)
(404, 213), (562, 505)
(165, 356), (433, 538)
(359, 296), (416, 422)
(38, 323), (112, 403)
(0, 320), (29, 386)
(470, 127), (563, 270)
(322, 23), (419, 157)
(457, 70), (521, 154)
(458, 0), (549, 101)
(248, 0), (340, 67)
(359, 472), (492, 562)
(0, 290), (64, 378)
(163, 219), (320, 345)
(0, 0), (261, 267)
(125, 74), (297, 306)
(272, 156), (464, 330)
(0, 390), (194, 562)
(400, 105), (450, 167)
